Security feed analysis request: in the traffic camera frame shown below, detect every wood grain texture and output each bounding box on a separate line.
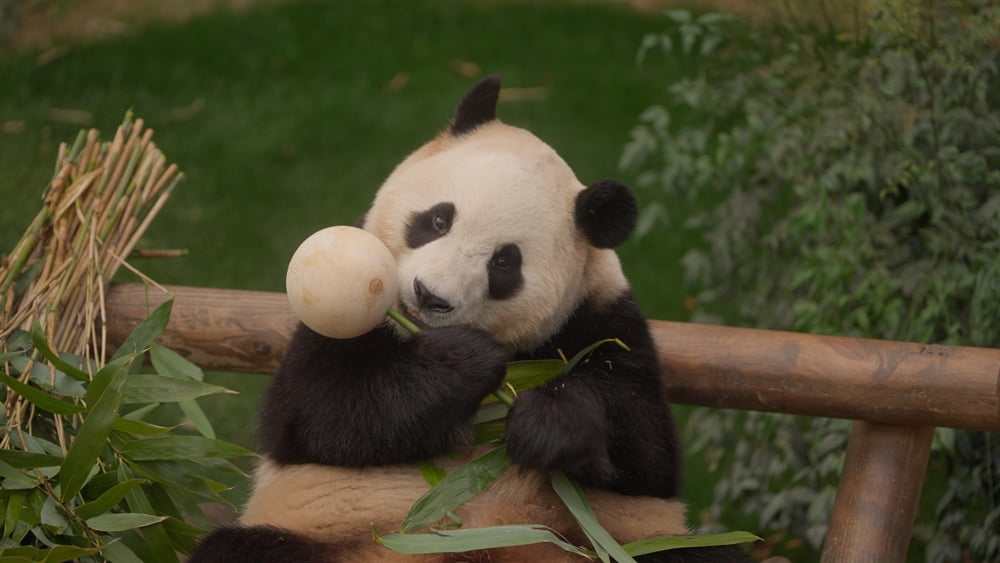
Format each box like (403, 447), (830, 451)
(820, 422), (935, 562)
(105, 283), (1000, 432)
(650, 321), (1000, 432)
(105, 283), (296, 374)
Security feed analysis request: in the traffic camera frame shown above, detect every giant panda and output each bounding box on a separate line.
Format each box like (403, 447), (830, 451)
(190, 75), (749, 562)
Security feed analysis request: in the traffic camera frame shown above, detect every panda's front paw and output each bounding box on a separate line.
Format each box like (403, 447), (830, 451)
(412, 325), (508, 394)
(506, 387), (615, 482)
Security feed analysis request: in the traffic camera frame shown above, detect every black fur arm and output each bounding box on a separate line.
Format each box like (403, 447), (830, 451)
(258, 322), (508, 467)
(505, 291), (683, 498)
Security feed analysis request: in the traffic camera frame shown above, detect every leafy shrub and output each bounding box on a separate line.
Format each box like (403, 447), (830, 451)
(1, 302), (253, 562)
(622, 2), (999, 561)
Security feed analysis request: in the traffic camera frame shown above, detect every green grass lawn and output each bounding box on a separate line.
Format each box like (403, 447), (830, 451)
(1, 0), (745, 543)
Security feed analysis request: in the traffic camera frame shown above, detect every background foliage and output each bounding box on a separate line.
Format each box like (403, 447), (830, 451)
(621, 1), (999, 561)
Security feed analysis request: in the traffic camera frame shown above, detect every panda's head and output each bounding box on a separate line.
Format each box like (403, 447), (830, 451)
(363, 76), (638, 351)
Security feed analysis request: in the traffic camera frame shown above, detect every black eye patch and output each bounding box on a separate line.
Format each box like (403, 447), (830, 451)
(406, 202), (456, 249)
(488, 244), (523, 300)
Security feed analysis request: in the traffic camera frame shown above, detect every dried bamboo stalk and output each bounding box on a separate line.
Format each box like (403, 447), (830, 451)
(0, 114), (183, 452)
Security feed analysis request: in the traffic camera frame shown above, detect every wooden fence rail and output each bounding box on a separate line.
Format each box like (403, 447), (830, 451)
(104, 283), (1000, 562)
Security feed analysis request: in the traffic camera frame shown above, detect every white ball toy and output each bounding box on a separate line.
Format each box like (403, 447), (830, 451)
(285, 226), (399, 339)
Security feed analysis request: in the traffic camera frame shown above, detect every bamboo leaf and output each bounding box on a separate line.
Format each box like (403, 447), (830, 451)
(149, 344), (203, 382)
(74, 479), (146, 521)
(0, 371), (85, 416)
(39, 545), (101, 563)
(99, 537), (144, 563)
(559, 338), (630, 377)
(22, 489), (44, 528)
(119, 465), (178, 563)
(127, 460), (229, 505)
(550, 471), (635, 563)
(148, 345), (218, 436)
(474, 404), (508, 424)
(376, 524), (589, 557)
(190, 456), (249, 478)
(480, 340), (628, 414)
(0, 351), (26, 363)
(148, 346), (218, 436)
(0, 460), (38, 490)
(418, 462), (447, 487)
(118, 436), (253, 461)
(161, 515), (209, 538)
(402, 446), (510, 533)
(5, 331), (32, 353)
(0, 545), (99, 563)
(3, 490), (26, 538)
(178, 399), (216, 438)
(156, 480), (212, 530)
(503, 359), (566, 392)
(27, 362), (86, 398)
(112, 417), (176, 435)
(0, 450), (63, 469)
(30, 327), (89, 382)
(623, 531), (759, 556)
(111, 300), (173, 361)
(122, 374), (234, 404)
(39, 496), (69, 533)
(122, 403), (160, 421)
(59, 361), (128, 501)
(84, 353), (135, 408)
(85, 513), (168, 532)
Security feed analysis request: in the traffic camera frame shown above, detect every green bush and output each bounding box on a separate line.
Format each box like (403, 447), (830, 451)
(1, 303), (253, 562)
(622, 2), (999, 561)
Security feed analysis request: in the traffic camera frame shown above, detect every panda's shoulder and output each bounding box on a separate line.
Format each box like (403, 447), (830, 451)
(525, 287), (656, 363)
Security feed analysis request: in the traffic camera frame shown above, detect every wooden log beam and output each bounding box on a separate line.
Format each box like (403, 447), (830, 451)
(820, 422), (935, 562)
(648, 321), (1000, 432)
(105, 283), (1000, 432)
(105, 283), (297, 375)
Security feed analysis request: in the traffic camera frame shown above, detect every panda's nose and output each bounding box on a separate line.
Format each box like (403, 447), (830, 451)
(413, 279), (454, 314)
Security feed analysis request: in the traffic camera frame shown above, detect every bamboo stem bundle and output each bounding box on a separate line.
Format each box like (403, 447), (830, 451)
(0, 114), (182, 452)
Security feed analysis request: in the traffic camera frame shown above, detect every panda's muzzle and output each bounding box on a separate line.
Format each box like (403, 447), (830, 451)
(413, 279), (454, 314)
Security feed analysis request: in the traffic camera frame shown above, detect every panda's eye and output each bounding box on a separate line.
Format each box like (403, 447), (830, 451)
(492, 252), (513, 270)
(432, 213), (448, 233)
(488, 244), (523, 300)
(406, 203), (455, 249)
(490, 245), (521, 271)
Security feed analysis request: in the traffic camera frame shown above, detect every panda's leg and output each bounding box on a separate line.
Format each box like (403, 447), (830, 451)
(635, 545), (751, 562)
(188, 525), (340, 563)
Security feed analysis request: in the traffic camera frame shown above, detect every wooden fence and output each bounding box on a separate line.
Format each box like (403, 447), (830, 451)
(105, 283), (1000, 562)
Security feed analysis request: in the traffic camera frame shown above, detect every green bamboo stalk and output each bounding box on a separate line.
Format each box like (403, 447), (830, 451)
(65, 129), (88, 166)
(386, 308), (420, 334)
(100, 143), (144, 241)
(0, 207), (52, 306)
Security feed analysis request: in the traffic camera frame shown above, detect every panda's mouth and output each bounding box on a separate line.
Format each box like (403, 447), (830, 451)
(396, 302), (430, 331)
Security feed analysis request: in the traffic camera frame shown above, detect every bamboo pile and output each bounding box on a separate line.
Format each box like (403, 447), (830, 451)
(0, 114), (182, 450)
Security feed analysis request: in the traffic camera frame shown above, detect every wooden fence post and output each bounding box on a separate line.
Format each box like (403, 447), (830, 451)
(821, 422), (935, 562)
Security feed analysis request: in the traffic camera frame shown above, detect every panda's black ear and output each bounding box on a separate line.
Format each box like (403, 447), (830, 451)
(575, 179), (638, 249)
(450, 75), (501, 136)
